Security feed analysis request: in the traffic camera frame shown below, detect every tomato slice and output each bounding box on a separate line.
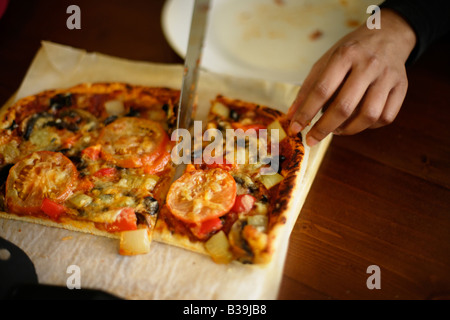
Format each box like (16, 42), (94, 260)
(98, 117), (168, 168)
(103, 208), (137, 232)
(143, 151), (171, 175)
(41, 198), (66, 220)
(82, 144), (101, 161)
(231, 194), (256, 214)
(189, 217), (223, 240)
(202, 155), (236, 171)
(93, 167), (118, 178)
(5, 151), (78, 215)
(166, 169), (237, 224)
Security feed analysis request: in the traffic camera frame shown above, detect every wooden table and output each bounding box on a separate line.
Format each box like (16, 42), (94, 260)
(1, 0), (449, 300)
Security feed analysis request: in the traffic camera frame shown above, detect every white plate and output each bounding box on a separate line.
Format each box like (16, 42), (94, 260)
(162, 0), (376, 84)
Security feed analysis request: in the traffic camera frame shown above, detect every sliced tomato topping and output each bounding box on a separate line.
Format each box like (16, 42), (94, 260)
(60, 133), (82, 150)
(189, 217), (223, 240)
(98, 117), (168, 168)
(202, 155), (236, 171)
(104, 208), (137, 233)
(93, 167), (118, 178)
(81, 145), (101, 161)
(143, 151), (171, 175)
(5, 151), (78, 215)
(231, 194), (256, 214)
(41, 198), (66, 220)
(166, 168), (237, 224)
(76, 177), (94, 193)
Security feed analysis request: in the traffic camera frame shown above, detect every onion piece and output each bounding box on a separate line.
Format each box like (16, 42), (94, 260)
(267, 120), (287, 142)
(119, 229), (151, 256)
(205, 231), (233, 264)
(259, 172), (284, 189)
(211, 101), (230, 118)
(68, 193), (93, 209)
(104, 100), (125, 116)
(248, 215), (268, 228)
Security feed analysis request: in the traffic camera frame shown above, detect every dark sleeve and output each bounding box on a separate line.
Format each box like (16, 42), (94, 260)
(380, 0), (450, 65)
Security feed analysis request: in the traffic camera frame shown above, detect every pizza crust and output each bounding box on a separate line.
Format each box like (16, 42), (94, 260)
(0, 211), (120, 239)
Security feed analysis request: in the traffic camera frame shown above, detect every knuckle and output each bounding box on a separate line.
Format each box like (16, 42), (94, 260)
(397, 77), (408, 90)
(361, 107), (380, 123)
(366, 55), (380, 69)
(311, 126), (329, 140)
(312, 81), (330, 100)
(335, 99), (354, 118)
(337, 41), (360, 59)
(378, 113), (395, 125)
(293, 110), (310, 127)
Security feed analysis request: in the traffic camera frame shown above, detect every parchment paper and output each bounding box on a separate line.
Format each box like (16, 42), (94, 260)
(0, 41), (331, 300)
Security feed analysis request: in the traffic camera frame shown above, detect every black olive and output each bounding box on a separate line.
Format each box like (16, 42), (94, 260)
(60, 109), (80, 119)
(277, 155), (286, 174)
(104, 115), (118, 125)
(50, 93), (73, 110)
(65, 123), (80, 132)
(162, 103), (169, 113)
(143, 196), (159, 216)
(68, 156), (82, 165)
(58, 148), (71, 154)
(260, 194), (269, 203)
(136, 212), (151, 227)
(125, 108), (140, 117)
(0, 164), (13, 186)
(23, 113), (51, 140)
(248, 184), (259, 193)
(230, 110), (239, 121)
(7, 120), (18, 131)
(233, 176), (245, 185)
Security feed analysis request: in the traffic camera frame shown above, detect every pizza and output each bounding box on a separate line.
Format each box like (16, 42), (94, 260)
(0, 82), (306, 264)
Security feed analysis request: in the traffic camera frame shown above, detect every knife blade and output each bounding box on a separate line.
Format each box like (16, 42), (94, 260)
(173, 0), (210, 180)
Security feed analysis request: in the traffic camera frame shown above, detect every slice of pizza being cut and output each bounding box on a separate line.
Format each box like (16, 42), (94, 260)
(154, 95), (306, 265)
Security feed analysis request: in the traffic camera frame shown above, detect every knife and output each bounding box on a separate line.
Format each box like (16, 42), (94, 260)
(173, 0), (211, 180)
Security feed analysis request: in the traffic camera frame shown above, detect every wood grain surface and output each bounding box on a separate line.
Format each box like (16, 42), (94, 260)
(0, 0), (449, 300)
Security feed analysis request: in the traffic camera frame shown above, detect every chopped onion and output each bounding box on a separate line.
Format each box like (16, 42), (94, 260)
(119, 229), (151, 256)
(267, 120), (287, 142)
(248, 215), (268, 227)
(148, 109), (166, 121)
(211, 101), (230, 118)
(68, 194), (93, 209)
(259, 172), (284, 189)
(104, 100), (125, 116)
(205, 231), (233, 264)
(254, 202), (268, 215)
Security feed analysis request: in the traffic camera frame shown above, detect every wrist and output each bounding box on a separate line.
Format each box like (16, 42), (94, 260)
(379, 9), (417, 62)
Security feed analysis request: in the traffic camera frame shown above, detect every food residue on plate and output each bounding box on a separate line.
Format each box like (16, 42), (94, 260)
(346, 19), (361, 28)
(309, 29), (323, 41)
(273, 0), (285, 6)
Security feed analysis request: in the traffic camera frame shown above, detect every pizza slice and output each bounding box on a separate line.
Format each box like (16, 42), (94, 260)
(154, 95), (306, 264)
(0, 83), (179, 254)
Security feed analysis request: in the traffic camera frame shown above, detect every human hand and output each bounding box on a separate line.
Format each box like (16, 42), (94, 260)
(288, 9), (417, 147)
